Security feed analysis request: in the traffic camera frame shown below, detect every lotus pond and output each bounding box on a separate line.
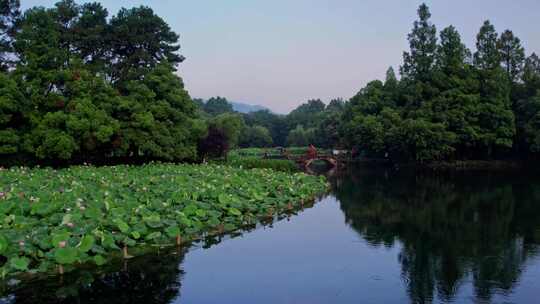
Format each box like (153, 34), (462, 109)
(0, 163), (328, 278)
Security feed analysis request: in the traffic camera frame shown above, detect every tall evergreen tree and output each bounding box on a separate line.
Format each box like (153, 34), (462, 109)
(473, 21), (515, 157)
(498, 30), (525, 82)
(522, 53), (540, 91)
(431, 26), (480, 158)
(474, 21), (500, 70)
(400, 3), (437, 81)
(436, 26), (470, 74)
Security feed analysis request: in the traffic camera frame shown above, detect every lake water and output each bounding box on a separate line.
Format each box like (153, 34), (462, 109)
(2, 167), (540, 304)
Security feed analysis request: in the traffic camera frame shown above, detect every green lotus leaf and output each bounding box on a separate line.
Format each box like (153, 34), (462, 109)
(78, 235), (95, 253)
(10, 257), (30, 271)
(93, 255), (107, 266)
(113, 219), (130, 233)
(54, 247), (78, 265)
(165, 226), (180, 238)
(145, 232), (162, 240)
(52, 231), (71, 248)
(228, 208), (242, 216)
(143, 215), (162, 228)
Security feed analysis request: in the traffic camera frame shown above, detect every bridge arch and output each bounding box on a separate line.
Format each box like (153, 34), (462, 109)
(304, 157), (338, 169)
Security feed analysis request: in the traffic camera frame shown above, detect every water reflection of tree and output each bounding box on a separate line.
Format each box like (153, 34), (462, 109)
(1, 205), (315, 304)
(3, 248), (187, 304)
(331, 169), (540, 303)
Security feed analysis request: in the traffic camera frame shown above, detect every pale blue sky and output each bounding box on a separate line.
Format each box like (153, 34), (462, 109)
(22, 0), (540, 113)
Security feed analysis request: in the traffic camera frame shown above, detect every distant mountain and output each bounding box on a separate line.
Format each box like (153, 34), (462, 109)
(230, 102), (269, 113)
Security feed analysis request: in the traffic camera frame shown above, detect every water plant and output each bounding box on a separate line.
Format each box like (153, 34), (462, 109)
(0, 163), (327, 278)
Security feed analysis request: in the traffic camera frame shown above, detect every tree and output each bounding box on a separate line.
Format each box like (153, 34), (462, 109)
(473, 22), (515, 157)
(326, 98), (345, 112)
(243, 109), (287, 146)
(0, 71), (22, 154)
(52, 0), (80, 67)
(109, 6), (183, 86)
(474, 21), (500, 70)
(22, 67), (120, 161)
(209, 112), (245, 149)
(72, 2), (109, 73)
(198, 126), (228, 160)
(0, 1), (205, 165)
(0, 0), (20, 70)
(436, 26), (470, 75)
(400, 3), (437, 81)
(497, 30), (525, 82)
(429, 26), (482, 158)
(203, 96), (234, 116)
(522, 53), (540, 92)
(516, 91), (540, 153)
(286, 125), (315, 147)
(239, 125), (273, 148)
(286, 99), (326, 137)
(115, 63), (201, 161)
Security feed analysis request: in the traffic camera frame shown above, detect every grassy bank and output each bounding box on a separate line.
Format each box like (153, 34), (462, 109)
(0, 163), (328, 278)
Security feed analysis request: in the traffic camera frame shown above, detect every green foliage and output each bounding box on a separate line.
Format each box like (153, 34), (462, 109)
(517, 91), (540, 152)
(240, 125), (273, 148)
(0, 163), (327, 277)
(203, 97), (234, 116)
(243, 110), (288, 147)
(0, 1), (201, 165)
(474, 21), (500, 70)
(498, 30), (525, 82)
(339, 4), (532, 161)
(109, 5), (183, 86)
(286, 125), (315, 147)
(400, 3), (437, 81)
(208, 113), (245, 149)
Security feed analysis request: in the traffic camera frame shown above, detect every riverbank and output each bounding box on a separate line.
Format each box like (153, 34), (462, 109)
(0, 163), (328, 279)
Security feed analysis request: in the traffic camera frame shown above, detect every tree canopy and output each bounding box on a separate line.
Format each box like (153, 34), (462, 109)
(337, 3), (538, 161)
(0, 0), (202, 166)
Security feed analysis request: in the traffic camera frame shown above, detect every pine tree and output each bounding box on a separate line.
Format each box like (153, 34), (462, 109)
(400, 3), (437, 81)
(498, 30), (525, 82)
(474, 21), (515, 157)
(474, 21), (500, 70)
(436, 26), (470, 74)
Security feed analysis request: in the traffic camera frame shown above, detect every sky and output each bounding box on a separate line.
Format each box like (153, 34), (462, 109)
(22, 0), (540, 114)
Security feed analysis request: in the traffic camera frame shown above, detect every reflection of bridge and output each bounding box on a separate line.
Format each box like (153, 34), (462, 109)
(303, 155), (338, 168)
(287, 153), (340, 169)
(268, 148), (348, 170)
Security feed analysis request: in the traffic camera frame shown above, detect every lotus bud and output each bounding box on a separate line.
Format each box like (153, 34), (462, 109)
(58, 241), (66, 248)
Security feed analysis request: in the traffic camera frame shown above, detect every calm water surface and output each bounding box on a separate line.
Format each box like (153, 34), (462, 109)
(2, 167), (540, 304)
